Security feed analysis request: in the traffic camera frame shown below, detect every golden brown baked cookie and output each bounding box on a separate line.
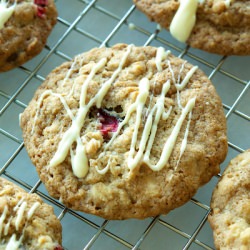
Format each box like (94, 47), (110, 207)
(0, 0), (57, 72)
(20, 44), (228, 219)
(0, 177), (63, 250)
(209, 150), (250, 250)
(133, 0), (250, 55)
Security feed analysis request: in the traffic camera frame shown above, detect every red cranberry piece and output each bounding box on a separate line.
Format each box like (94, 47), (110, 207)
(34, 0), (48, 18)
(54, 245), (64, 250)
(34, 0), (48, 6)
(97, 109), (119, 139)
(36, 6), (46, 18)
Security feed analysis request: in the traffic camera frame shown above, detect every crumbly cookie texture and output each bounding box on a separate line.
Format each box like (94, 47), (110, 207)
(209, 150), (250, 250)
(20, 44), (228, 219)
(133, 0), (250, 55)
(0, 0), (57, 72)
(0, 177), (63, 250)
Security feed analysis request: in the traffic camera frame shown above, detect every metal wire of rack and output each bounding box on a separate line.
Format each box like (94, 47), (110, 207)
(0, 0), (249, 249)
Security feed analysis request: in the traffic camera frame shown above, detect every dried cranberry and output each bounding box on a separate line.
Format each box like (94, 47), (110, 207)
(34, 0), (48, 18)
(34, 0), (48, 7)
(36, 5), (46, 18)
(97, 109), (119, 139)
(54, 245), (64, 250)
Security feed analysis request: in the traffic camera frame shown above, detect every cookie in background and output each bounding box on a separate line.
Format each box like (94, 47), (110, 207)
(133, 0), (250, 55)
(0, 0), (57, 72)
(0, 177), (63, 250)
(209, 149), (250, 250)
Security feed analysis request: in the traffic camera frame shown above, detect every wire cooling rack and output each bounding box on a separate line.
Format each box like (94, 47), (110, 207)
(0, 0), (250, 249)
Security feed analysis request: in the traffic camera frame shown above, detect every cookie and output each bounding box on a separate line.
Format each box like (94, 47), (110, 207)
(0, 0), (57, 72)
(133, 0), (250, 55)
(208, 150), (250, 250)
(20, 44), (228, 219)
(0, 177), (63, 250)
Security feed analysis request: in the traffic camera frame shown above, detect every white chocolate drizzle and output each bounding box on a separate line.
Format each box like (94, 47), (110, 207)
(99, 47), (197, 173)
(176, 110), (193, 168)
(61, 56), (79, 88)
(95, 157), (112, 175)
(170, 0), (198, 43)
(0, 206), (8, 239)
(129, 80), (171, 171)
(14, 201), (27, 230)
(27, 202), (40, 220)
(0, 199), (40, 249)
(31, 90), (75, 134)
(170, 0), (233, 43)
(155, 47), (170, 72)
(48, 44), (133, 178)
(0, 0), (16, 30)
(31, 45), (198, 178)
(175, 65), (198, 91)
(147, 97), (196, 171)
(224, 0), (233, 8)
(5, 234), (23, 250)
(127, 78), (151, 169)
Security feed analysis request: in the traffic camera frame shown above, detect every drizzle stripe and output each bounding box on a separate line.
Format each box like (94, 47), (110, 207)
(50, 45), (133, 177)
(0, 206), (8, 239)
(176, 66), (198, 91)
(15, 201), (27, 230)
(145, 97), (196, 171)
(0, 0), (16, 30)
(143, 80), (172, 166)
(170, 0), (198, 43)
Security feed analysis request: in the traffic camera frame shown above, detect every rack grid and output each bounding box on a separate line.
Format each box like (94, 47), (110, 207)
(0, 0), (249, 249)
